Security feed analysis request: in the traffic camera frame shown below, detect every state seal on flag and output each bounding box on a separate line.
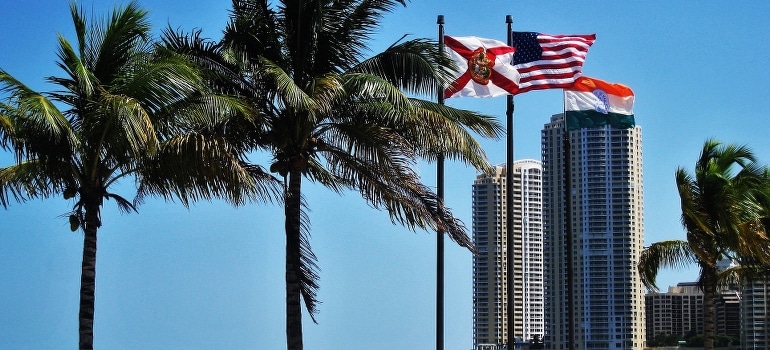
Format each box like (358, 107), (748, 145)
(443, 35), (519, 98)
(468, 47), (493, 85)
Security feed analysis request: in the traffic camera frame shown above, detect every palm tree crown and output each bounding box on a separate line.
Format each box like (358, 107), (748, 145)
(638, 139), (770, 350)
(0, 2), (270, 349)
(165, 1), (503, 349)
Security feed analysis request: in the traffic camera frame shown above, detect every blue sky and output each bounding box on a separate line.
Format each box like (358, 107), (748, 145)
(2, 1), (770, 349)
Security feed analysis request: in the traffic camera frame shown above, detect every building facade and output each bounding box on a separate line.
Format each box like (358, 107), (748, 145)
(472, 160), (544, 348)
(645, 283), (704, 341)
(542, 114), (645, 349)
(717, 289), (740, 342)
(741, 279), (770, 349)
(644, 281), (741, 346)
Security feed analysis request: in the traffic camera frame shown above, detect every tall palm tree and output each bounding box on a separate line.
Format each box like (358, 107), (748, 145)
(638, 139), (770, 350)
(165, 1), (503, 349)
(0, 3), (273, 349)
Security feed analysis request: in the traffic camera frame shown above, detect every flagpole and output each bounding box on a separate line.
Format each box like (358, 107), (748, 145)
(436, 14), (445, 350)
(563, 93), (576, 350)
(505, 14), (515, 350)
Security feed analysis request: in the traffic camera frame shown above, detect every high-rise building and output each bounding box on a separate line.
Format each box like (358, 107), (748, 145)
(541, 114), (645, 349)
(741, 278), (770, 349)
(472, 160), (544, 349)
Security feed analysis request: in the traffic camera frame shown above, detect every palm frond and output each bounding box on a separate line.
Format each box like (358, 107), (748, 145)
(321, 134), (472, 250)
(638, 240), (697, 291)
(714, 142), (755, 171)
(225, 0), (284, 65)
(353, 38), (453, 96)
(307, 74), (346, 114)
(312, 0), (407, 73)
(319, 120), (415, 179)
(258, 57), (318, 112)
(0, 160), (62, 207)
(161, 28), (252, 96)
(53, 34), (96, 98)
(402, 99), (501, 171)
(158, 93), (259, 141)
(117, 49), (203, 115)
(68, 2), (88, 59)
(0, 70), (75, 162)
(339, 72), (412, 112)
(92, 1), (151, 82)
(137, 132), (280, 207)
(303, 157), (347, 194)
(104, 192), (138, 214)
(676, 167), (718, 262)
(96, 91), (158, 160)
(0, 70), (72, 142)
(297, 194), (320, 322)
(0, 104), (15, 149)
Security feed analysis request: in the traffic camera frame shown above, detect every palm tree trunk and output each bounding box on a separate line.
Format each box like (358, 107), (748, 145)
(285, 168), (304, 350)
(79, 202), (100, 350)
(702, 264), (717, 350)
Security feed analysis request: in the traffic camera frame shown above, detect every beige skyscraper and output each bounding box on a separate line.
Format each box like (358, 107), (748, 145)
(541, 114), (645, 349)
(472, 160), (544, 349)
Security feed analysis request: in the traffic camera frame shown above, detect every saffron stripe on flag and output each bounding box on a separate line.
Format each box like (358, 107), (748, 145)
(564, 76), (635, 130)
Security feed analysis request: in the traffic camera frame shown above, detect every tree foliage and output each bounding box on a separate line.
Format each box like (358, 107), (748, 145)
(0, 2), (273, 348)
(638, 139), (770, 350)
(164, 1), (503, 349)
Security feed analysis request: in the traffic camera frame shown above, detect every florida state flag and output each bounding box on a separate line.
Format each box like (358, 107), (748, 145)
(443, 35), (519, 98)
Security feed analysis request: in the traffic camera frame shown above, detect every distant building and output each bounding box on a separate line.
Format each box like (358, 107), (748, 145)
(645, 283), (704, 340)
(644, 281), (741, 346)
(717, 288), (740, 341)
(472, 160), (544, 348)
(741, 278), (770, 349)
(542, 114), (645, 349)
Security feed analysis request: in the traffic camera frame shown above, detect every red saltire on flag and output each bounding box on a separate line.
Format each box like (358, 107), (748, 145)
(444, 36), (519, 98)
(511, 32), (596, 94)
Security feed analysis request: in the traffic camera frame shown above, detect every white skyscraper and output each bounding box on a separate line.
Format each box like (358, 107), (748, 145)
(541, 114), (645, 349)
(472, 160), (544, 349)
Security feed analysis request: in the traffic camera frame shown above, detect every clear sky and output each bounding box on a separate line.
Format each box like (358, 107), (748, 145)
(2, 1), (770, 349)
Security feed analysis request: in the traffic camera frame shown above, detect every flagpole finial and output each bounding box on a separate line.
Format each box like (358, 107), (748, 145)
(506, 15), (512, 24)
(437, 15), (444, 24)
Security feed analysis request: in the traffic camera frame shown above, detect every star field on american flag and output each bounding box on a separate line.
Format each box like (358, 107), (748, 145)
(511, 32), (543, 65)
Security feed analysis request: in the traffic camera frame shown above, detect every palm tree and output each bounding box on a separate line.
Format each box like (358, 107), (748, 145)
(638, 139), (770, 350)
(0, 3), (273, 349)
(164, 1), (503, 348)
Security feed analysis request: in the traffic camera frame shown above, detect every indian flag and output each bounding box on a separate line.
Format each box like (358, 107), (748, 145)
(564, 76), (635, 130)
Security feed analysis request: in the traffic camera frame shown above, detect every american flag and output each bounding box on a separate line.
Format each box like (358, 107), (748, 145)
(511, 32), (596, 94)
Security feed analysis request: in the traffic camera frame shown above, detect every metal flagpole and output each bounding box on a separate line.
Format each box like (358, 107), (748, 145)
(436, 14), (445, 350)
(505, 14), (515, 350)
(563, 95), (576, 350)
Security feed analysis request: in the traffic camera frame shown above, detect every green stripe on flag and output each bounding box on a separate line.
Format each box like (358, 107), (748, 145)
(565, 111), (635, 131)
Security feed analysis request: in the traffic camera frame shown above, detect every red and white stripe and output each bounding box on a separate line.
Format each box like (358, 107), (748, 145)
(515, 34), (595, 94)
